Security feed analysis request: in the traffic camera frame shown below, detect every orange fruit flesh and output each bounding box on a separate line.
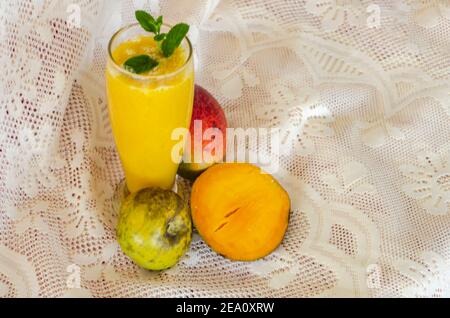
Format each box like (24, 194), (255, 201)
(191, 163), (290, 261)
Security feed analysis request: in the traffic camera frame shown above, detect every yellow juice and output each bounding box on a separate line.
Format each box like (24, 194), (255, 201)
(106, 28), (194, 193)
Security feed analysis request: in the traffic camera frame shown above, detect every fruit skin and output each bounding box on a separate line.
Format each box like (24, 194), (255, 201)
(191, 163), (290, 261)
(178, 162), (213, 180)
(178, 85), (227, 181)
(117, 188), (192, 270)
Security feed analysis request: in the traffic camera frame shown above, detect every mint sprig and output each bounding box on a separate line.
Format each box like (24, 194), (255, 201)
(154, 33), (166, 42)
(135, 11), (158, 33)
(123, 11), (190, 74)
(124, 55), (158, 74)
(161, 23), (189, 57)
(135, 10), (189, 54)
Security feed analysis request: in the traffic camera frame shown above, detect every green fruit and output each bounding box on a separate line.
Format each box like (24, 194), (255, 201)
(178, 162), (213, 181)
(117, 188), (192, 270)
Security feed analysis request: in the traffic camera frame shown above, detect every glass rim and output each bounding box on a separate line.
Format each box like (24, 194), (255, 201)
(107, 23), (193, 81)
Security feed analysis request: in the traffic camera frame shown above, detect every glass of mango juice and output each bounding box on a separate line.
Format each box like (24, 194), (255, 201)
(106, 24), (194, 193)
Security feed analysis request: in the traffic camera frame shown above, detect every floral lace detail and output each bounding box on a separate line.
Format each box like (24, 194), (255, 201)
(214, 62), (260, 100)
(321, 161), (376, 195)
(247, 246), (300, 290)
(4, 126), (66, 197)
(305, 0), (367, 31)
(412, 0), (450, 28)
(400, 150), (450, 216)
(63, 172), (109, 238)
(0, 245), (39, 297)
(356, 120), (406, 148)
(256, 83), (334, 156)
(73, 242), (122, 282)
(280, 172), (381, 296)
(395, 251), (450, 297)
(5, 201), (50, 235)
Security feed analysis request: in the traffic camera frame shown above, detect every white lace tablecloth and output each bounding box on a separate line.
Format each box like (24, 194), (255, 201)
(1, 0), (450, 298)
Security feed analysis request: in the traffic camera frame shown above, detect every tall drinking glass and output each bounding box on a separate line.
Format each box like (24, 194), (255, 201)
(106, 24), (194, 193)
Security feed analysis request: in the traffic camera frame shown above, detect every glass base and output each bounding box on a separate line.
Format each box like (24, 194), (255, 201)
(111, 175), (193, 218)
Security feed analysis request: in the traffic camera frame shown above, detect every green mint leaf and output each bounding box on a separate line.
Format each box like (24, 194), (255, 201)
(161, 23), (189, 57)
(123, 55), (159, 74)
(156, 16), (163, 33)
(154, 33), (166, 41)
(135, 10), (157, 33)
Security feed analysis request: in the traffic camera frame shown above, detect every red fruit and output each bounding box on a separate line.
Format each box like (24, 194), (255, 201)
(178, 85), (228, 180)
